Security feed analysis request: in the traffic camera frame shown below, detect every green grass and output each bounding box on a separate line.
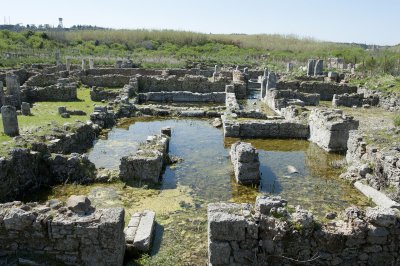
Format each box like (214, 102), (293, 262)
(395, 115), (400, 127)
(349, 74), (400, 95)
(1, 29), (399, 72)
(0, 87), (101, 144)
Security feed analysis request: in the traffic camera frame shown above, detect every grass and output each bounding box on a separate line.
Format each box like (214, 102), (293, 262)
(395, 115), (400, 127)
(0, 87), (102, 147)
(348, 74), (400, 95)
(1, 29), (400, 72)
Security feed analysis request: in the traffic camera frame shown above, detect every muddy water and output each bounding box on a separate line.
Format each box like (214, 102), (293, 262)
(37, 118), (370, 265)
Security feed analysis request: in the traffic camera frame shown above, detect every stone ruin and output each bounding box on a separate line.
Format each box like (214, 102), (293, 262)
(307, 59), (324, 76)
(230, 142), (260, 185)
(1, 105), (19, 136)
(332, 92), (380, 108)
(265, 88), (320, 111)
(1, 74), (21, 108)
(119, 128), (171, 183)
(0, 196), (126, 265)
(208, 195), (400, 265)
(125, 210), (156, 257)
(309, 108), (359, 152)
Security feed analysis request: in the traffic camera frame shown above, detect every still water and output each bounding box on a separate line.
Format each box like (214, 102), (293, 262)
(88, 118), (369, 215)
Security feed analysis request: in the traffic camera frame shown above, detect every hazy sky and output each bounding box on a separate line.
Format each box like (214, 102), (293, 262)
(1, 0), (399, 45)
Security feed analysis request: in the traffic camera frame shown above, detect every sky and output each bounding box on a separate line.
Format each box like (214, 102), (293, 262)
(1, 0), (399, 46)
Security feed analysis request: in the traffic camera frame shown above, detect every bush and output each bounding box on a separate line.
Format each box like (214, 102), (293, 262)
(394, 116), (400, 127)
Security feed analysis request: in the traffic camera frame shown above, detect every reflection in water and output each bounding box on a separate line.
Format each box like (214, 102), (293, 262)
(88, 118), (370, 216)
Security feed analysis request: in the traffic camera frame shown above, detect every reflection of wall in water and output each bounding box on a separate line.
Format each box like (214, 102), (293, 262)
(305, 142), (344, 178)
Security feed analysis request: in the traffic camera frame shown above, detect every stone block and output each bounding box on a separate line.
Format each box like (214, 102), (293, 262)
(208, 241), (231, 265)
(208, 203), (246, 241)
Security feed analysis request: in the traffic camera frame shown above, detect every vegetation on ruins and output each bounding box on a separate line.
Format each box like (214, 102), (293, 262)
(0, 29), (399, 75)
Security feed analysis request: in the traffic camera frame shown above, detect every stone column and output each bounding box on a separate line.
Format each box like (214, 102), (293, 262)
(0, 81), (3, 107)
(81, 59), (87, 71)
(1, 105), (19, 136)
(21, 102), (31, 115)
(287, 62), (293, 72)
(214, 65), (218, 73)
(314, 60), (324, 76)
(263, 68), (268, 78)
(243, 67), (249, 75)
(5, 74), (21, 107)
(307, 59), (316, 76)
(266, 72), (276, 90)
(55, 51), (61, 66)
(89, 58), (94, 69)
(66, 58), (71, 71)
(260, 77), (267, 98)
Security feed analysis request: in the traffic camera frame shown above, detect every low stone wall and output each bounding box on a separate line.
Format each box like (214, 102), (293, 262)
(222, 116), (309, 138)
(344, 131), (400, 201)
(138, 91), (226, 103)
(0, 200), (125, 265)
(44, 121), (97, 154)
(277, 80), (357, 100)
(24, 73), (60, 87)
(0, 148), (96, 202)
(357, 88), (400, 112)
(90, 107), (116, 129)
(84, 68), (162, 77)
(137, 75), (229, 94)
(90, 87), (121, 101)
(265, 89), (320, 111)
(309, 108), (359, 152)
(225, 92), (240, 112)
(27, 83), (78, 102)
(0, 69), (34, 86)
(208, 196), (400, 266)
(332, 93), (379, 107)
(81, 74), (130, 88)
(134, 104), (223, 118)
(119, 129), (170, 183)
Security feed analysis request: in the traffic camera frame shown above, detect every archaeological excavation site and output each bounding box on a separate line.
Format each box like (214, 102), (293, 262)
(0, 5), (400, 266)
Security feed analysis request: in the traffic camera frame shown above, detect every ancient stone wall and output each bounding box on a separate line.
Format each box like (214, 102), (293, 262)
(298, 81), (358, 100)
(265, 89), (320, 111)
(27, 83), (77, 102)
(120, 130), (170, 183)
(357, 88), (400, 111)
(0, 201), (125, 266)
(332, 93), (379, 107)
(90, 87), (121, 101)
(137, 75), (229, 94)
(138, 91), (226, 103)
(24, 74), (60, 87)
(0, 69), (35, 86)
(208, 196), (400, 266)
(345, 131), (400, 201)
(222, 116), (309, 138)
(277, 80), (357, 100)
(308, 108), (359, 152)
(0, 148), (96, 202)
(85, 68), (162, 77)
(80, 74), (130, 88)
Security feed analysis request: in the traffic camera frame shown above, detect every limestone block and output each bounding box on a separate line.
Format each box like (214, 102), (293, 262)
(66, 195), (92, 215)
(208, 203), (246, 241)
(365, 207), (397, 227)
(230, 142), (260, 184)
(1, 105), (19, 136)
